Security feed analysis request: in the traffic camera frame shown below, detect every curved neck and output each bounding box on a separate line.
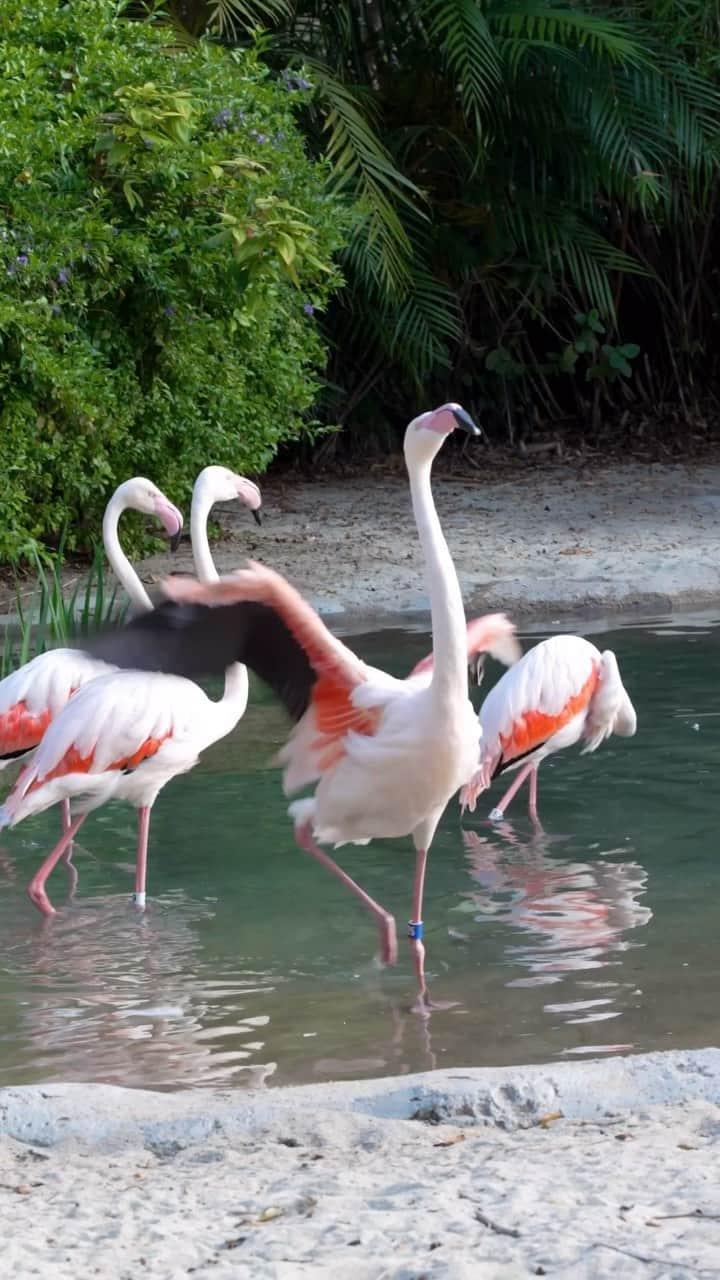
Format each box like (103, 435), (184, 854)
(102, 496), (153, 612)
(408, 457), (468, 703)
(192, 482), (248, 724)
(191, 485), (219, 584)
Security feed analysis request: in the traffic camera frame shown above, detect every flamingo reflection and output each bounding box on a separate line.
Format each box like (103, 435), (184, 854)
(462, 825), (652, 982)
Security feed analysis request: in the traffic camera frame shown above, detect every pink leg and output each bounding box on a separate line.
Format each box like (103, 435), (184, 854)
(528, 767), (539, 823)
(489, 760), (535, 821)
(61, 797), (75, 865)
(133, 806), (151, 908)
(408, 847), (457, 1015)
(408, 846), (429, 1008)
(295, 820), (397, 965)
(27, 814), (87, 917)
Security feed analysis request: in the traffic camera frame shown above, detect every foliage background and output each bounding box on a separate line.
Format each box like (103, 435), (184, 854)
(0, 0), (346, 561)
(173, 0), (720, 454)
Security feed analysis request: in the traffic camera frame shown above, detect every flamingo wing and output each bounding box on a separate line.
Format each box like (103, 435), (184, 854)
(0, 649), (114, 764)
(81, 563), (386, 788)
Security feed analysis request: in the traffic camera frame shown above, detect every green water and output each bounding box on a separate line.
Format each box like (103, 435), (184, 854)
(0, 616), (718, 1091)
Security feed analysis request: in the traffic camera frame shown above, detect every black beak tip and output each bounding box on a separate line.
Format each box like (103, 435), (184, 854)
(252, 508), (262, 527)
(452, 407), (482, 437)
(169, 530), (182, 552)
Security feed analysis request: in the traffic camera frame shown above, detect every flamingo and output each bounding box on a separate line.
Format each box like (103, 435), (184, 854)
(0, 466), (262, 916)
(0, 477), (183, 837)
(460, 634), (637, 823)
(79, 404), (519, 1011)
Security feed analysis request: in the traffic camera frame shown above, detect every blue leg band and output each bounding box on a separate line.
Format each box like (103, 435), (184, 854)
(407, 920), (423, 940)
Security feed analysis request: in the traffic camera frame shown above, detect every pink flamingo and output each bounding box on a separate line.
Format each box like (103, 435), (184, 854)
(0, 477), (183, 837)
(81, 404), (520, 1011)
(0, 467), (261, 916)
(460, 634), (637, 823)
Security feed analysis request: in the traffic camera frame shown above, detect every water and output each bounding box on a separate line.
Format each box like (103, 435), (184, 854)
(0, 616), (718, 1091)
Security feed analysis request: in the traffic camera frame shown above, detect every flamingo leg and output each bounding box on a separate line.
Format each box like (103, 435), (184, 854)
(27, 814), (87, 917)
(408, 845), (429, 1008)
(295, 820), (398, 966)
(408, 846), (457, 1015)
(60, 797), (75, 865)
(528, 766), (539, 822)
(489, 760), (535, 821)
(133, 805), (151, 909)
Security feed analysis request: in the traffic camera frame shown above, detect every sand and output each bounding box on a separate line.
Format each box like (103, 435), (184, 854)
(135, 459), (720, 628)
(2, 1050), (720, 1278)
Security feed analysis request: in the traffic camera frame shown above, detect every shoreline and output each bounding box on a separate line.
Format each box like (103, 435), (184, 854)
(2, 1049), (720, 1277)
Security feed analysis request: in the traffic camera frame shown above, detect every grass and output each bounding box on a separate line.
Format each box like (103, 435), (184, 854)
(1, 533), (129, 680)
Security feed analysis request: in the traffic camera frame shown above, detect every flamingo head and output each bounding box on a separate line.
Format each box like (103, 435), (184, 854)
(116, 477), (184, 550)
(194, 465), (262, 525)
(404, 402), (481, 466)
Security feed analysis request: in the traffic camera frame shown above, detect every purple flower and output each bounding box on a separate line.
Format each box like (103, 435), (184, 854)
(296, 77), (311, 90)
(164, 304), (176, 316)
(52, 304), (62, 316)
(58, 269), (68, 284)
(143, 137), (154, 148)
(16, 254), (28, 266)
(256, 133), (268, 144)
(214, 108), (233, 130)
(303, 302), (314, 316)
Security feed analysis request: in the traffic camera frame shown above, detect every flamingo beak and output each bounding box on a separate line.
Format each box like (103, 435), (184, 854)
(155, 499), (184, 551)
(452, 406), (481, 436)
(252, 508), (262, 527)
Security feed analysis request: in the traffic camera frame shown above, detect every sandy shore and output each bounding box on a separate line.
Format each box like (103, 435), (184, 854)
(1, 1049), (720, 1277)
(132, 459), (720, 627)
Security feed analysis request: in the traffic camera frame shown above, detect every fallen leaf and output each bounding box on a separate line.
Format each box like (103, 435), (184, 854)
(536, 1112), (564, 1129)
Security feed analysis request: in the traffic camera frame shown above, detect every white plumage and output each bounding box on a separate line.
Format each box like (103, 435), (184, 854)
(462, 634), (637, 821)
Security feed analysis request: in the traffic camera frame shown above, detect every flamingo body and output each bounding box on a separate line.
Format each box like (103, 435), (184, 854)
(1, 667), (243, 825)
(0, 478), (183, 785)
(461, 634), (637, 820)
(0, 466), (261, 915)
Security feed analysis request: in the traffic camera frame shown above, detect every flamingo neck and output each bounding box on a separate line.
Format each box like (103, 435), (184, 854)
(191, 486), (219, 584)
(408, 456), (468, 703)
(102, 493), (153, 612)
(191, 481), (248, 728)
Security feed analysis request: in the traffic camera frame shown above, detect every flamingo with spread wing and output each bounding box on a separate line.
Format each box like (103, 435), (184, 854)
(78, 404), (521, 1010)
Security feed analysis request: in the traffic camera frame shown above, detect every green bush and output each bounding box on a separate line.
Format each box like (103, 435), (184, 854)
(0, 0), (346, 561)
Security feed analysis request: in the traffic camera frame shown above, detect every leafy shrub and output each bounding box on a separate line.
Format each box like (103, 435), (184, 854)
(0, 0), (346, 561)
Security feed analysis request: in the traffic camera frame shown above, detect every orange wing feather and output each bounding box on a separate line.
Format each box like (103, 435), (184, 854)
(499, 665), (599, 764)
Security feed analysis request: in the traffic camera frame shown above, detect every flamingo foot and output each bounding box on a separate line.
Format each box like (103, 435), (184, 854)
(460, 772), (483, 815)
(411, 993), (460, 1016)
(27, 879), (57, 918)
(489, 807), (505, 821)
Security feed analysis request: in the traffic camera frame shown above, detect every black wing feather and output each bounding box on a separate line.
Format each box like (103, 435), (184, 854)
(82, 600), (315, 722)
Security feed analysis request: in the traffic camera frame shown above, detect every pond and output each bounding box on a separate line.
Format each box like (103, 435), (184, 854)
(0, 615), (718, 1091)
